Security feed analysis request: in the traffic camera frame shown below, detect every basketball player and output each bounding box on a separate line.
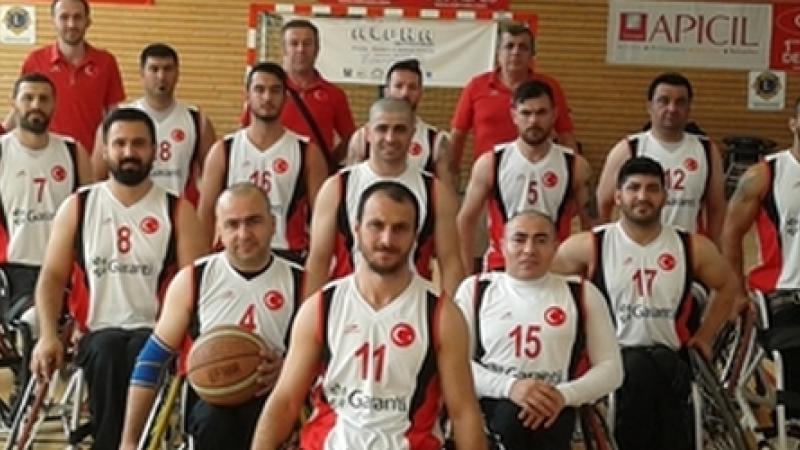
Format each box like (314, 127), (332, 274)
(552, 157), (737, 450)
(252, 181), (487, 450)
(1, 73), (93, 323)
(721, 99), (800, 418)
(304, 98), (463, 296)
(30, 108), (208, 449)
(198, 62), (326, 263)
(346, 58), (456, 187)
(595, 73), (725, 243)
(92, 43), (216, 205)
(457, 80), (592, 273)
(119, 183), (301, 450)
(455, 210), (621, 450)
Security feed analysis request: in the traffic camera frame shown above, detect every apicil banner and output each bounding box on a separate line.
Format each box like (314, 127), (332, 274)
(607, 1), (771, 70)
(299, 16), (497, 87)
(771, 4), (800, 72)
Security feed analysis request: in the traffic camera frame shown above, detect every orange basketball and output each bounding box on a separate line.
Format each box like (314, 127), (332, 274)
(187, 325), (267, 406)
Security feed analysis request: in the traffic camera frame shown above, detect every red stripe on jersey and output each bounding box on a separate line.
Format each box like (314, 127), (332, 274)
(749, 207), (782, 293)
(331, 232), (355, 280)
(183, 179), (200, 207)
(68, 262), (90, 333)
(0, 222), (8, 263)
(404, 373), (443, 450)
(285, 196), (310, 252)
(485, 198), (507, 271)
(674, 293), (696, 346)
(300, 378), (338, 450)
(555, 200), (576, 242)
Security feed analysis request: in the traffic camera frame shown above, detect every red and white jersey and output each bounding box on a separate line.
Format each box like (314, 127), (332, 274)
(302, 275), (443, 450)
(628, 131), (711, 233)
(188, 252), (303, 354)
(130, 99), (201, 203)
(486, 142), (576, 270)
(69, 183), (179, 332)
(222, 129), (310, 253)
(361, 117), (439, 174)
(591, 222), (697, 350)
(0, 132), (78, 265)
(749, 150), (800, 293)
(333, 162), (435, 280)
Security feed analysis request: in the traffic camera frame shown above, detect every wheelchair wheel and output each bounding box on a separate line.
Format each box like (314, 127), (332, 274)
(578, 403), (617, 450)
(690, 349), (750, 450)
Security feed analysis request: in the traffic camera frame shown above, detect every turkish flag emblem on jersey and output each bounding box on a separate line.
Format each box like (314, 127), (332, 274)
(391, 323), (415, 347)
(658, 252), (676, 271)
(542, 171), (558, 188)
(273, 158), (289, 174)
(684, 157), (698, 172)
(409, 142), (423, 156)
(140, 216), (160, 234)
(51, 165), (67, 182)
(171, 128), (186, 143)
(544, 306), (567, 327)
(263, 290), (284, 310)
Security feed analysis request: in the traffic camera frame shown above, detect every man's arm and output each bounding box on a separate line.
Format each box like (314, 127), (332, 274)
(73, 142), (94, 185)
(304, 177), (340, 295)
(449, 128), (468, 177)
(433, 131), (457, 190)
(304, 142), (327, 208)
(572, 154), (595, 230)
(193, 111), (217, 180)
(175, 199), (210, 266)
(30, 196), (79, 380)
(91, 126), (109, 180)
(595, 139), (631, 223)
(720, 163), (767, 288)
(197, 139), (228, 245)
(120, 266), (194, 449)
(434, 179), (465, 295)
(251, 295), (322, 450)
(331, 91), (356, 165)
(345, 126), (368, 166)
(690, 234), (738, 357)
(436, 297), (488, 450)
(550, 232), (594, 276)
(456, 153), (493, 274)
(703, 141), (726, 246)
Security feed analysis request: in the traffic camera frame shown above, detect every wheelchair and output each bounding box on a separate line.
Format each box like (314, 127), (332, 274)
(716, 290), (800, 450)
(137, 371), (194, 450)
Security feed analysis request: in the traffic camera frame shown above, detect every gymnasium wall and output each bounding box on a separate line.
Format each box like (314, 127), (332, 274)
(0, 0), (795, 181)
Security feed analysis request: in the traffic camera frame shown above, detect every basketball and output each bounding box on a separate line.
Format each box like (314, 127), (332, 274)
(187, 325), (267, 407)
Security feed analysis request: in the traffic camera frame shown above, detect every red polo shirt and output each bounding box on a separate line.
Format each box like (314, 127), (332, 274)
(451, 68), (573, 157)
(21, 43), (126, 152)
(281, 71), (355, 156)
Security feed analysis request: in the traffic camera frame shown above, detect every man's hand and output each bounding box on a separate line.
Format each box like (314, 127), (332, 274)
(30, 335), (64, 381)
(255, 347), (284, 397)
(687, 335), (713, 361)
(509, 379), (566, 429)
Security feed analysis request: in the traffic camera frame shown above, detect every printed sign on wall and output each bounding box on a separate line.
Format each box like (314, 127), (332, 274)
(1, 5), (35, 45)
(771, 4), (800, 72)
(607, 1), (771, 70)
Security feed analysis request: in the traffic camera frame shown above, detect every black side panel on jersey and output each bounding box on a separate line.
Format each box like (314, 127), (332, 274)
(65, 141), (79, 192)
(556, 152), (576, 222)
(473, 278), (491, 361)
(490, 148), (508, 220)
(222, 136), (233, 188)
(591, 229), (614, 326)
(407, 291), (439, 420)
(188, 260), (209, 341)
(285, 140), (308, 227)
(188, 108), (202, 163)
(699, 137), (712, 202)
(320, 286), (335, 366)
(412, 173), (435, 265)
(336, 171), (355, 267)
(567, 280), (587, 379)
(627, 137), (640, 159)
(424, 128), (437, 173)
(73, 190), (90, 273)
(284, 266), (304, 349)
(156, 194), (180, 292)
(0, 143), (6, 233)
(763, 160), (781, 249)
(676, 230), (700, 334)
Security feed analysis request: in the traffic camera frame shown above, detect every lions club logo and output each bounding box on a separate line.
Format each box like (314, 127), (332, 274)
(263, 290), (284, 310)
(409, 142), (422, 156)
(542, 171), (558, 188)
(391, 323), (415, 347)
(140, 216), (160, 234)
(684, 158), (698, 172)
(171, 128), (186, 143)
(273, 158), (289, 174)
(51, 165), (67, 182)
(658, 252), (676, 271)
(544, 306), (566, 327)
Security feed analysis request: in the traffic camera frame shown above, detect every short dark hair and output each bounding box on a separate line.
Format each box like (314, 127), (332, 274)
(386, 59), (422, 85)
(51, 0), (90, 16)
(498, 22), (535, 53)
(512, 80), (553, 106)
(13, 73), (56, 98)
(647, 72), (693, 101)
(281, 19), (319, 47)
(140, 43), (179, 68)
(246, 62), (287, 90)
(617, 156), (665, 188)
(102, 108), (156, 146)
(355, 181), (419, 230)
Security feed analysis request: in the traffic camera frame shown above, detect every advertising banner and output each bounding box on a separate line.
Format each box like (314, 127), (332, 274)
(771, 4), (800, 72)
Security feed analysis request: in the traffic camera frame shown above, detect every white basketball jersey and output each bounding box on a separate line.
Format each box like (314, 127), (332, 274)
(591, 222), (696, 350)
(0, 132), (77, 265)
(224, 129), (308, 252)
(302, 275), (443, 450)
(750, 150), (800, 292)
(191, 252), (303, 354)
(71, 183), (177, 332)
(628, 131), (710, 232)
(130, 99), (199, 197)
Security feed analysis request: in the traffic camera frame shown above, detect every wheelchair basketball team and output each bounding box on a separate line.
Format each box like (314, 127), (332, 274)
(0, 0), (798, 449)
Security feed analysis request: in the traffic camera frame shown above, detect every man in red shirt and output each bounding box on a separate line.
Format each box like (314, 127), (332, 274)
(451, 23), (577, 172)
(3, 0), (125, 153)
(280, 19), (356, 171)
